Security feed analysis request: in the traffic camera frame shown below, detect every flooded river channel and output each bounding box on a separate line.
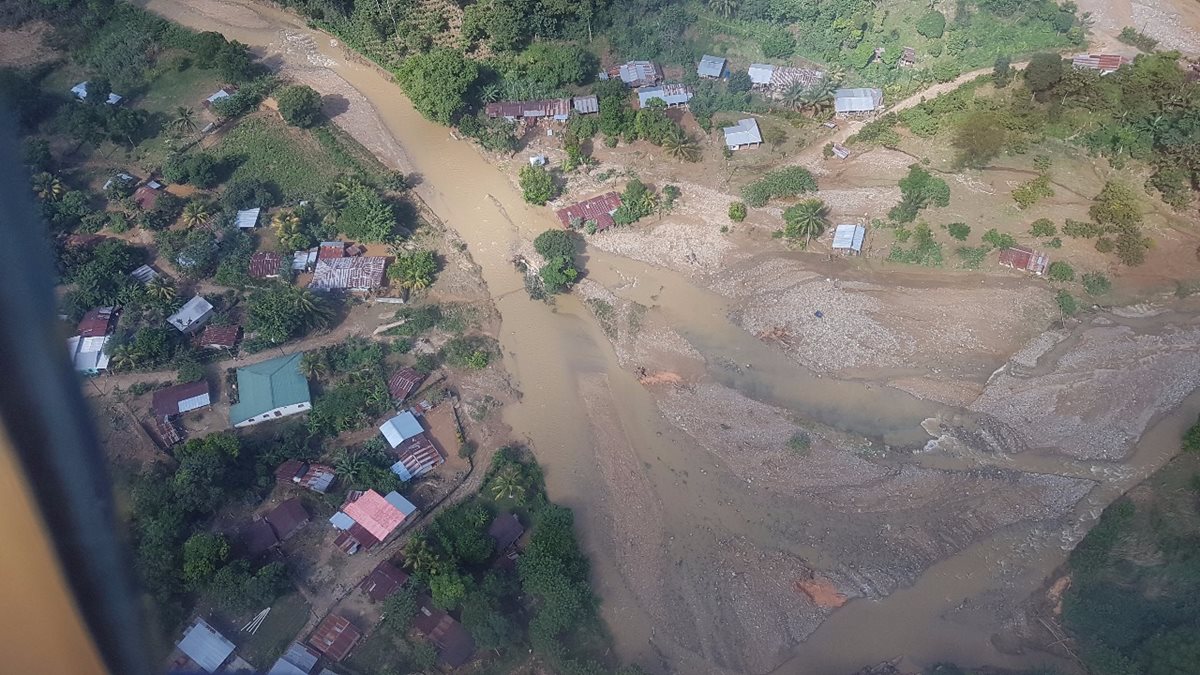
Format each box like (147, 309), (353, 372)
(134, 2), (1200, 671)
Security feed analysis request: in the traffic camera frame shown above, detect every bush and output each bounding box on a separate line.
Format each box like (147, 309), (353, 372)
(728, 202), (747, 222)
(917, 11), (947, 38)
(956, 246), (990, 269)
(519, 164), (555, 205)
(1047, 260), (1075, 281)
(1063, 219), (1103, 239)
(1118, 27), (1159, 52)
(1082, 272), (1111, 296)
(741, 167), (817, 207)
(443, 335), (495, 369)
(1030, 218), (1057, 237)
(275, 84), (323, 128)
(1012, 174), (1054, 209)
(1056, 290), (1078, 315)
(982, 228), (1016, 249)
(787, 432), (811, 456)
(533, 229), (575, 261)
(1183, 416), (1200, 453)
(889, 165), (950, 223)
(947, 223), (971, 241)
(888, 223), (943, 267)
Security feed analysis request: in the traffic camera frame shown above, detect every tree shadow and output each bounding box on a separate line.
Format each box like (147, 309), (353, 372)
(321, 94), (350, 120)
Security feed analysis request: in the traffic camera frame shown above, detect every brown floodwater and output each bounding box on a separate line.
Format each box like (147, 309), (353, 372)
(131, 2), (1200, 672)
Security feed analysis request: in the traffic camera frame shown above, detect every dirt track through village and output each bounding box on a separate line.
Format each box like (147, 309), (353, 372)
(131, 1), (1200, 672)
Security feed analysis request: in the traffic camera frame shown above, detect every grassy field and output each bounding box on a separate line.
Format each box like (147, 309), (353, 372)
(212, 115), (351, 201)
(136, 64), (224, 116)
(226, 592), (313, 668)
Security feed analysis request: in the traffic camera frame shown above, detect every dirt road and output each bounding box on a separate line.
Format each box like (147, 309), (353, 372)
(129, 2), (1200, 673)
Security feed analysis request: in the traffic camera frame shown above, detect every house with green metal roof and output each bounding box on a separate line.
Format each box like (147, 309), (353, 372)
(229, 353), (312, 428)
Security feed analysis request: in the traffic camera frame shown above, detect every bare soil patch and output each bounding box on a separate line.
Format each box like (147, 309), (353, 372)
(0, 22), (57, 69)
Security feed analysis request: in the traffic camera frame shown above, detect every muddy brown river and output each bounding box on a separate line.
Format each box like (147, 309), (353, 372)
(134, 2), (1200, 672)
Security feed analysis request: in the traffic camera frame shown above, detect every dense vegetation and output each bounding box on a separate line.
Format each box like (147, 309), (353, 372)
(1062, 429), (1200, 675)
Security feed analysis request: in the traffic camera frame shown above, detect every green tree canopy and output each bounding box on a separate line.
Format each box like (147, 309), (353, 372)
(276, 84), (323, 127)
(396, 48), (479, 125)
(533, 229), (576, 260)
(182, 533), (230, 589)
(519, 164), (556, 205)
(337, 186), (396, 242)
(1024, 52), (1065, 94)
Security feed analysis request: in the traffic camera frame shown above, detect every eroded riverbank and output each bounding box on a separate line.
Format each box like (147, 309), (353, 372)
(134, 2), (1200, 672)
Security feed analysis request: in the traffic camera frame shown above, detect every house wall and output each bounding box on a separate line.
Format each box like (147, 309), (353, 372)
(234, 401), (312, 428)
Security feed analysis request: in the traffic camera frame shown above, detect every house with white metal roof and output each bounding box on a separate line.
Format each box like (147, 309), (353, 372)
(698, 54), (727, 79)
(834, 88), (884, 116)
(379, 411), (424, 448)
(66, 335), (111, 374)
(130, 264), (160, 284)
(617, 61), (662, 87)
(748, 63), (776, 86)
(832, 224), (866, 254)
(168, 296), (214, 333)
(235, 207), (261, 229)
(177, 618), (236, 674)
(206, 88), (233, 105)
(722, 118), (762, 150)
(572, 95), (599, 114)
(309, 257), (387, 291)
(637, 84), (694, 108)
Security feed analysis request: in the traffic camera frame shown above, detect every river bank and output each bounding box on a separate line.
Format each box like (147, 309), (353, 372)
(133, 1), (1200, 672)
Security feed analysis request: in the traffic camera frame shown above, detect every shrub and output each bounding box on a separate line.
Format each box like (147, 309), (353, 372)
(1047, 260), (1075, 282)
(741, 167), (817, 207)
(1063, 219), (1103, 239)
(982, 228), (1016, 249)
(956, 246), (990, 269)
(916, 11), (947, 38)
(947, 223), (971, 241)
(1056, 290), (1078, 315)
(519, 165), (555, 205)
(787, 432), (812, 456)
(1118, 27), (1158, 52)
(1030, 218), (1057, 237)
(1012, 174), (1054, 209)
(442, 335), (494, 369)
(1082, 272), (1111, 296)
(1183, 416), (1200, 453)
(728, 201), (746, 222)
(1090, 181), (1142, 229)
(889, 165), (950, 223)
(888, 223), (943, 267)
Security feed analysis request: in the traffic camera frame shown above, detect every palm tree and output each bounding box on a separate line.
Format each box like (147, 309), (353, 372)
(404, 535), (441, 577)
(479, 83), (501, 103)
(489, 466), (526, 502)
(109, 348), (137, 371)
(146, 277), (177, 303)
(272, 209), (301, 233)
(293, 289), (333, 330)
(782, 199), (829, 247)
(663, 129), (702, 162)
(299, 352), (328, 380)
(181, 200), (211, 227)
(334, 452), (368, 483)
(781, 82), (808, 111)
(170, 106), (197, 135)
(32, 172), (64, 201)
(316, 184), (348, 224)
(708, 0), (738, 19)
(806, 78), (839, 114)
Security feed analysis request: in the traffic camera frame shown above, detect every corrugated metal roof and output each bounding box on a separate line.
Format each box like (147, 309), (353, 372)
(177, 618), (236, 674)
(770, 66), (825, 91)
(998, 246), (1049, 274)
(207, 89), (232, 104)
(200, 324), (240, 349)
(131, 264), (159, 284)
(152, 380), (212, 417)
(229, 353), (312, 426)
(832, 224), (866, 252)
(265, 497), (309, 540)
(235, 208), (260, 228)
(834, 88), (883, 113)
(573, 95), (599, 114)
(390, 432), (443, 481)
(329, 511), (355, 530)
(555, 192), (622, 231)
(71, 81), (123, 105)
(637, 83), (693, 108)
(618, 61), (659, 86)
(307, 614), (361, 662)
(67, 335), (111, 372)
(380, 411), (424, 447)
(77, 306), (118, 337)
(1073, 54), (1125, 72)
(168, 296), (214, 333)
(385, 491), (418, 516)
(249, 251), (283, 278)
(358, 561), (409, 602)
(341, 489), (407, 542)
(488, 513), (524, 550)
(722, 118), (762, 148)
(698, 54), (726, 78)
(293, 249), (318, 270)
(387, 367), (427, 401)
(309, 256), (386, 291)
(299, 463), (336, 493)
(485, 98), (571, 119)
(748, 63), (775, 85)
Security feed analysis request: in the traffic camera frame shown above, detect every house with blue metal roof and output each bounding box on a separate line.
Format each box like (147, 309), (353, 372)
(832, 224), (867, 254)
(698, 54), (727, 79)
(229, 353), (312, 427)
(637, 84), (694, 109)
(176, 618), (235, 673)
(379, 411), (424, 448)
(834, 88), (884, 116)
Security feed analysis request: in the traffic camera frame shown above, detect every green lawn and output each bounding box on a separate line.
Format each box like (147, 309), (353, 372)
(342, 628), (414, 674)
(229, 592), (312, 669)
(137, 65), (225, 116)
(213, 116), (349, 200)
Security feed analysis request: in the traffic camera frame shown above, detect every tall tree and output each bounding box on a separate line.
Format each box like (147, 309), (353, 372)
(171, 106), (197, 135)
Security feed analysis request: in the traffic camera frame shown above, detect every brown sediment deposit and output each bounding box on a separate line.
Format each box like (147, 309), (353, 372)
(795, 577), (848, 609)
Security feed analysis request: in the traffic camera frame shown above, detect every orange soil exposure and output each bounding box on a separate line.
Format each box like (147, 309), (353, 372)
(638, 371), (683, 386)
(1047, 575), (1072, 616)
(795, 577), (848, 609)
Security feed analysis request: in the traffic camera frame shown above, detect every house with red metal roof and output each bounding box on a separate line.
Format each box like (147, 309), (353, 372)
(307, 614), (361, 662)
(358, 560), (409, 602)
(265, 497), (310, 541)
(555, 192), (623, 231)
(151, 380), (212, 418)
(329, 489), (417, 552)
(199, 324), (241, 350)
(1072, 53), (1127, 75)
(998, 246), (1049, 276)
(390, 432), (445, 482)
(248, 251), (285, 279)
(412, 601), (476, 668)
(387, 367), (427, 401)
(77, 307), (119, 337)
(275, 460), (336, 493)
(485, 98), (571, 121)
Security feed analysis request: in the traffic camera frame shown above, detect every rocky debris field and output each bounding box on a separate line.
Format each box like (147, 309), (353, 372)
(972, 316), (1200, 460)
